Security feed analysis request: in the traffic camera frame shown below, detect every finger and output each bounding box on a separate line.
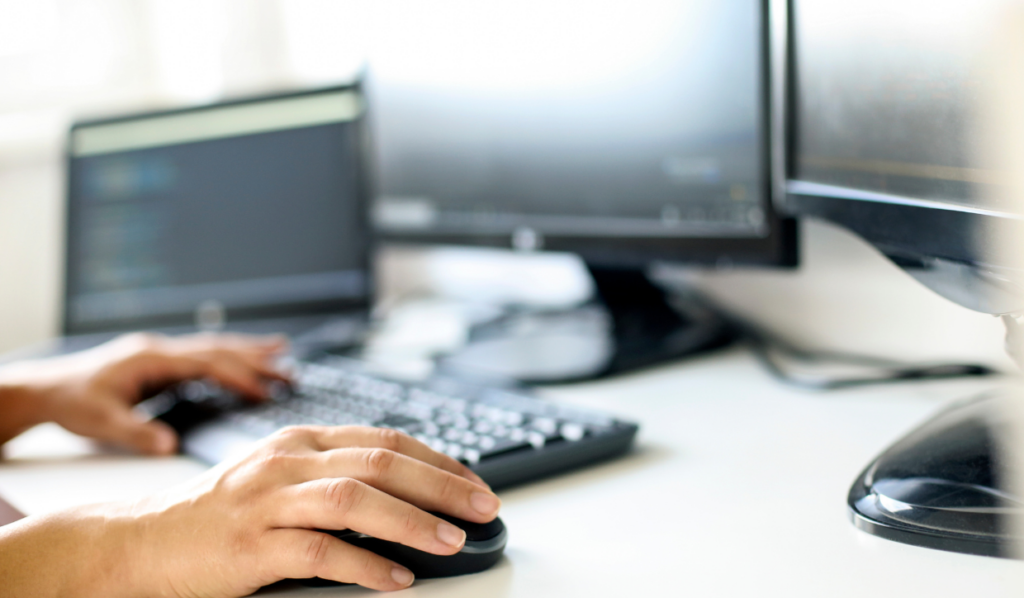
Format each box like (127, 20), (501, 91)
(220, 349), (291, 384)
(176, 333), (289, 359)
(114, 349), (270, 401)
(302, 447), (501, 523)
(164, 333), (291, 382)
(258, 528), (414, 591)
(96, 408), (178, 455)
(307, 426), (489, 489)
(202, 356), (276, 400)
(160, 353), (277, 401)
(276, 477), (467, 555)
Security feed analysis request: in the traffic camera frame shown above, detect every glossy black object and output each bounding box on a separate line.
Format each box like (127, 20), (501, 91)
(301, 513), (506, 586)
(848, 393), (1022, 557)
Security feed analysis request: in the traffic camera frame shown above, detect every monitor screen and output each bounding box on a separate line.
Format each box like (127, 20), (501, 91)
(367, 0), (793, 265)
(782, 0), (1024, 314)
(64, 87), (370, 334)
(790, 0), (1010, 214)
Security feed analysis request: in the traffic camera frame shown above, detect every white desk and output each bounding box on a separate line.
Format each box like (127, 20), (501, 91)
(1, 348), (1021, 596)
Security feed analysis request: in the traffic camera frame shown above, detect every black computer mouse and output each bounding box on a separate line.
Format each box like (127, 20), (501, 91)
(300, 512), (507, 586)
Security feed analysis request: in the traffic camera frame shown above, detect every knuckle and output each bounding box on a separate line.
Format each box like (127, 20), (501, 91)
(375, 427), (404, 451)
(363, 448), (396, 479)
(305, 533), (332, 573)
(401, 507), (420, 538)
(437, 471), (460, 503)
(323, 478), (364, 515)
(356, 548), (380, 581)
(126, 331), (160, 345)
(123, 332), (162, 355)
(273, 425), (315, 444)
(252, 448), (297, 474)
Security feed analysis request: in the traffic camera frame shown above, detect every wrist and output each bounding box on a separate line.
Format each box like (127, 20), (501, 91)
(0, 364), (55, 445)
(0, 503), (142, 598)
(59, 502), (156, 597)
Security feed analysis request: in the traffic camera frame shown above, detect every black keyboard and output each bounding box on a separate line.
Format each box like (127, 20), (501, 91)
(152, 357), (639, 489)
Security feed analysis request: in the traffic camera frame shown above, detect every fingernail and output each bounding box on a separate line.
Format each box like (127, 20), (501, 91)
(391, 566), (414, 587)
(437, 521), (466, 548)
(470, 491), (501, 516)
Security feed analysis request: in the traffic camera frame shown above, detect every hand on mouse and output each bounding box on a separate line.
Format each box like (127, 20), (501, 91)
(0, 332), (288, 454)
(0, 425), (499, 597)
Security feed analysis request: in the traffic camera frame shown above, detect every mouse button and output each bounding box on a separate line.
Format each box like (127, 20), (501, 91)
(431, 512), (505, 542)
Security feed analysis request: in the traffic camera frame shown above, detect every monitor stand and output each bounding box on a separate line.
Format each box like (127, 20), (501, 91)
(848, 391), (1022, 557)
(437, 264), (737, 383)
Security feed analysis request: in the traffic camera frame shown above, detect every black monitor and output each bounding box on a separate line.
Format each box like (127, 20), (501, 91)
(366, 0), (797, 381)
(772, 0), (1024, 557)
(63, 85), (372, 337)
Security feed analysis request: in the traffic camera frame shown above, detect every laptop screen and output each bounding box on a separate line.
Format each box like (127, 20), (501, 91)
(63, 86), (370, 335)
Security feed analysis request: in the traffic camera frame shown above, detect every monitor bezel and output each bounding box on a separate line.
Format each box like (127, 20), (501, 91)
(61, 83), (373, 336)
(371, 0), (798, 270)
(770, 0), (1023, 271)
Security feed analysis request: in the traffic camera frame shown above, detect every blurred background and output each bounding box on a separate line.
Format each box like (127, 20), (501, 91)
(0, 0), (1011, 368)
(0, 0), (368, 351)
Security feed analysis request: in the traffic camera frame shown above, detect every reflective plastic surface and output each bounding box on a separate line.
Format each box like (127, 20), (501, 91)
(848, 393), (1023, 557)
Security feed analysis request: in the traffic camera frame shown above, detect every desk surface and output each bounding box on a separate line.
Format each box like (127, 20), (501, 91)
(1, 348), (1020, 596)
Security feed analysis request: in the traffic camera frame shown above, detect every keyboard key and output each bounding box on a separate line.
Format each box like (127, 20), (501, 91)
(478, 437), (530, 458)
(502, 411), (524, 426)
(560, 422), (586, 441)
(462, 449), (481, 465)
(191, 356), (638, 490)
(530, 417), (558, 435)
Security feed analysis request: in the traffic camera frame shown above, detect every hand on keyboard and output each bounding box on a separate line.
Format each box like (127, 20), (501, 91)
(0, 332), (289, 454)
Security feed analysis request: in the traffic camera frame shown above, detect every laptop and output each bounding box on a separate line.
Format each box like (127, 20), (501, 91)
(41, 84), (372, 357)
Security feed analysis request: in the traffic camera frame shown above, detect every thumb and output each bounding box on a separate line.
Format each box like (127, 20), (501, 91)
(104, 412), (179, 456)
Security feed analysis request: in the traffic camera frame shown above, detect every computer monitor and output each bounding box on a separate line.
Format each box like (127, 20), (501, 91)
(771, 0), (1024, 557)
(365, 0), (797, 381)
(63, 85), (372, 337)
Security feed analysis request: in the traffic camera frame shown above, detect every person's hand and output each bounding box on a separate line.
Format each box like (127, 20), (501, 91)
(0, 332), (288, 454)
(0, 426), (498, 597)
(119, 425), (497, 595)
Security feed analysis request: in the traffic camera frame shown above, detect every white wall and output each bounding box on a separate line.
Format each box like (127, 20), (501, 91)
(0, 157), (63, 351)
(677, 219), (1011, 368)
(375, 218), (1012, 370)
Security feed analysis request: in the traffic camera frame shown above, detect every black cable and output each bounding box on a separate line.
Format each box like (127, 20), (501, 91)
(725, 312), (1002, 391)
